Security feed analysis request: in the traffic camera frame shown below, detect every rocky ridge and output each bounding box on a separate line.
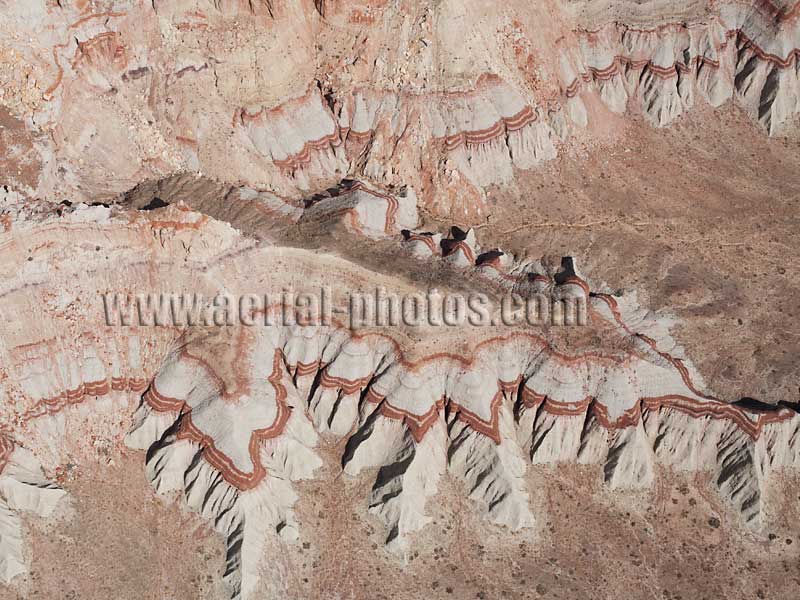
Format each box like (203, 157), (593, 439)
(1, 1), (798, 218)
(0, 187), (797, 597)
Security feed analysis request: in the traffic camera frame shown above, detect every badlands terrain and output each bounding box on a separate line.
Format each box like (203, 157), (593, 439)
(0, 0), (800, 599)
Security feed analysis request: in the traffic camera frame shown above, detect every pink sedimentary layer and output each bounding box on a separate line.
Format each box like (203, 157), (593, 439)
(17, 376), (148, 423)
(404, 233), (439, 253)
(142, 315), (795, 491)
(565, 27), (800, 98)
(0, 375), (147, 475)
(441, 240), (477, 263)
(521, 388), (793, 440)
(333, 327), (789, 465)
(334, 182), (400, 234)
(143, 348), (290, 491)
(235, 75), (545, 174)
(120, 224), (796, 494)
(300, 183), (400, 235)
(441, 106), (538, 150)
(594, 293), (710, 400)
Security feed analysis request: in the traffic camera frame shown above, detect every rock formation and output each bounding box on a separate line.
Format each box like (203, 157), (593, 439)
(2, 1), (798, 217)
(0, 0), (798, 598)
(0, 186), (797, 596)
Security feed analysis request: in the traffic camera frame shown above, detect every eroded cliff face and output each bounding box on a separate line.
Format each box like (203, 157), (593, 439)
(0, 183), (797, 597)
(0, 1), (799, 598)
(2, 0), (799, 218)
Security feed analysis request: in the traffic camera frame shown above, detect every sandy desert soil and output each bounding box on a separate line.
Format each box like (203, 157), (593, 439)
(0, 454), (226, 600)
